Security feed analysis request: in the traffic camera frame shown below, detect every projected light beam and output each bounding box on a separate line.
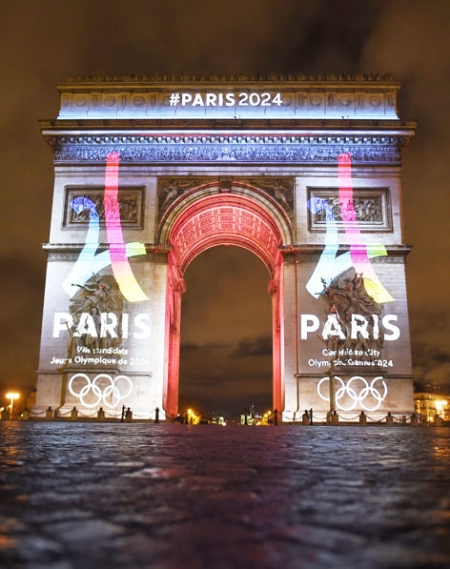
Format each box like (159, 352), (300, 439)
(104, 152), (148, 302)
(338, 153), (393, 303)
(306, 153), (394, 303)
(62, 153), (148, 302)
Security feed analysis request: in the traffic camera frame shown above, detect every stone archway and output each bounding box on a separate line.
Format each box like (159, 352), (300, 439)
(161, 190), (287, 418)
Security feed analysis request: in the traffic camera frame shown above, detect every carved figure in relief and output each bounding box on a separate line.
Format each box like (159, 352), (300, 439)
(312, 196), (383, 224)
(161, 182), (180, 209)
(321, 268), (384, 359)
(324, 304), (347, 352)
(273, 186), (291, 210)
(69, 192), (139, 225)
(71, 280), (111, 315)
(68, 273), (124, 351)
(158, 178), (204, 213)
(251, 179), (294, 215)
(85, 307), (101, 350)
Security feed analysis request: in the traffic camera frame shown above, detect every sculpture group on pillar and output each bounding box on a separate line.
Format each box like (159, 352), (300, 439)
(321, 268), (385, 361)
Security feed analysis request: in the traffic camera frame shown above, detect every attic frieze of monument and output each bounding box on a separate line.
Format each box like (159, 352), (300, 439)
(45, 134), (410, 165)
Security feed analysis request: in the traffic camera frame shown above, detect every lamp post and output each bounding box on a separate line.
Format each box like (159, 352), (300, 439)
(5, 392), (20, 419)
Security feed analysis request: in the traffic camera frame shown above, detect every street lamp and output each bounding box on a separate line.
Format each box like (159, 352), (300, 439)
(5, 392), (20, 419)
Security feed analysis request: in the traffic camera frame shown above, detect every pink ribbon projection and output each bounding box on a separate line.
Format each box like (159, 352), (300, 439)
(103, 152), (148, 302)
(306, 152), (394, 304)
(63, 152), (148, 302)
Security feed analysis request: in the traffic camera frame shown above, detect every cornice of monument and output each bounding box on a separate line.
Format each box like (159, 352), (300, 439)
(40, 118), (416, 130)
(281, 244), (412, 262)
(60, 73), (398, 85)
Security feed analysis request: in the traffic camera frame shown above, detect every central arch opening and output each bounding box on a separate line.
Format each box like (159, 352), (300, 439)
(179, 246), (272, 421)
(163, 192), (286, 419)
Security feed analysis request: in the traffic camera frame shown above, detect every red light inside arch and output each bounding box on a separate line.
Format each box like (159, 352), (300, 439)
(169, 194), (283, 275)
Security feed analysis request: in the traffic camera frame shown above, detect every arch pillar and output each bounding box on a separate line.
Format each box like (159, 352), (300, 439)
(268, 254), (284, 414)
(163, 251), (186, 418)
(280, 252), (301, 422)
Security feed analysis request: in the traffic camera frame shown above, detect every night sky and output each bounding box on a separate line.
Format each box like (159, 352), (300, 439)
(1, 0), (449, 416)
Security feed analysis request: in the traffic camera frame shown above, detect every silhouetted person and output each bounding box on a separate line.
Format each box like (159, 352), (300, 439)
(309, 408), (313, 425)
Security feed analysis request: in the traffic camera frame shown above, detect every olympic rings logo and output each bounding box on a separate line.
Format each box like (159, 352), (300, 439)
(317, 376), (388, 412)
(68, 373), (133, 408)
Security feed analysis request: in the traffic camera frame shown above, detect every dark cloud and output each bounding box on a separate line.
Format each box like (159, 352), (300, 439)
(410, 306), (450, 387)
(232, 336), (272, 358)
(361, 0), (450, 386)
(280, 0), (385, 73)
(1, 0), (449, 409)
(0, 256), (45, 391)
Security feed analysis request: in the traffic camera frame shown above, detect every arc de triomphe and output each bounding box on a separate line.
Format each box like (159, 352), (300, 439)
(35, 75), (415, 422)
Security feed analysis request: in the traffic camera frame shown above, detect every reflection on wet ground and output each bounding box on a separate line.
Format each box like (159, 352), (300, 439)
(1, 422), (450, 568)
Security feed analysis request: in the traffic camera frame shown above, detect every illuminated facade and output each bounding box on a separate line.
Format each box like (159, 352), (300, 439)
(35, 75), (416, 422)
(414, 386), (450, 423)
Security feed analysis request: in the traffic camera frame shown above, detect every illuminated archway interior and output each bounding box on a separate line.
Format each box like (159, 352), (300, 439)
(164, 193), (285, 418)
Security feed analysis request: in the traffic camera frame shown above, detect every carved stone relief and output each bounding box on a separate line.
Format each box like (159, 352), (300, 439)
(67, 272), (124, 356)
(320, 268), (386, 363)
(157, 177), (294, 221)
(158, 178), (211, 217)
(307, 188), (392, 231)
(64, 187), (144, 228)
(247, 178), (294, 219)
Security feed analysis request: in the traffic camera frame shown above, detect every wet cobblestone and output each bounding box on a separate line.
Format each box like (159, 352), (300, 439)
(1, 422), (450, 568)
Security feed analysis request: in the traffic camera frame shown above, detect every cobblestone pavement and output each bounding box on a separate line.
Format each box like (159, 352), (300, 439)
(1, 423), (450, 569)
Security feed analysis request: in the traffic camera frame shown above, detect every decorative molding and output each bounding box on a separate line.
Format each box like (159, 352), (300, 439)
(41, 118), (416, 129)
(280, 244), (411, 264)
(42, 243), (170, 262)
(64, 186), (145, 228)
(307, 187), (392, 232)
(63, 73), (396, 83)
(49, 135), (407, 165)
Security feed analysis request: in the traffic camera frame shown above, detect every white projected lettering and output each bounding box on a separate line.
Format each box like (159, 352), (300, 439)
(52, 312), (150, 340)
(300, 314), (321, 340)
(169, 92), (284, 108)
(300, 313), (400, 341)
